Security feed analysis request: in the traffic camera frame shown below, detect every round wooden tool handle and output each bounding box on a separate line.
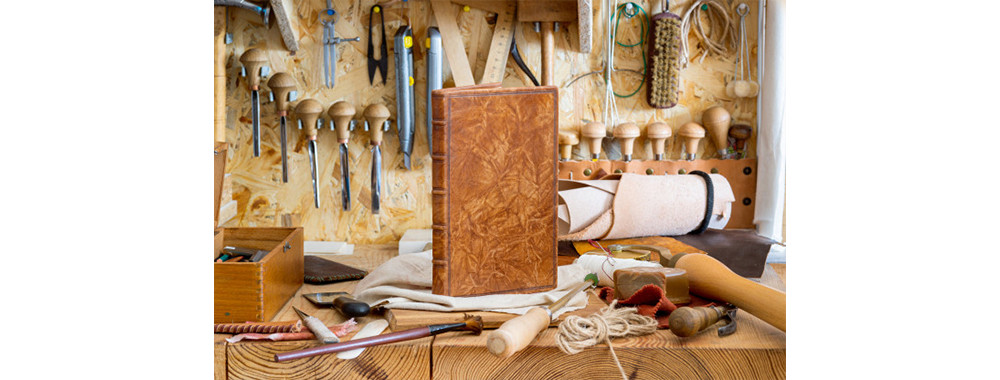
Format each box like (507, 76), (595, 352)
(614, 122), (640, 159)
(329, 101), (357, 143)
(581, 122), (606, 159)
(678, 122), (705, 159)
(729, 124), (752, 150)
(239, 48), (268, 90)
(702, 106), (731, 154)
(364, 104), (390, 145)
(672, 254), (786, 332)
(486, 307), (549, 358)
(558, 131), (579, 161)
(541, 22), (554, 86)
(267, 72), (297, 114)
(668, 306), (722, 337)
(646, 122), (671, 159)
(295, 99), (324, 139)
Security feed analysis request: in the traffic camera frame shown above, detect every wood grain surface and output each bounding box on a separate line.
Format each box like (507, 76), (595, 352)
(220, 0), (760, 244)
(431, 86), (559, 297)
(216, 245), (785, 379)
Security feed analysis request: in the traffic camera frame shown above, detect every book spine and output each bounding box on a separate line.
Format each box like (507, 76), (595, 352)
(430, 92), (449, 295)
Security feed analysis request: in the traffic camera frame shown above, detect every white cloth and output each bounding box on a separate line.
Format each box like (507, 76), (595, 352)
(353, 250), (590, 318)
(755, 0), (785, 243)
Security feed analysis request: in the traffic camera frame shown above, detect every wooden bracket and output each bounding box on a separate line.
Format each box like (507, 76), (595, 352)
(269, 0), (299, 53)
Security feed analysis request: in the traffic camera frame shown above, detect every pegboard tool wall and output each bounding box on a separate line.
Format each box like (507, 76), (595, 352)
(219, 0), (761, 244)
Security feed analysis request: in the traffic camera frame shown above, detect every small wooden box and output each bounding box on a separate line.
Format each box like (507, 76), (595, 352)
(214, 227), (304, 323)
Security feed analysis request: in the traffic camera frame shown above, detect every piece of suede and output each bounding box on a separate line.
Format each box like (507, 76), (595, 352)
(598, 284), (714, 328)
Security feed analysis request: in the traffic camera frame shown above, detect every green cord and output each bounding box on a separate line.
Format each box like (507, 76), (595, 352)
(611, 2), (647, 98)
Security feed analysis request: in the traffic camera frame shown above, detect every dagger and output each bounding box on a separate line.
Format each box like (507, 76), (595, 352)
(425, 27), (442, 155)
(363, 104), (391, 215)
(295, 99), (324, 208)
(239, 48), (269, 157)
(393, 25), (415, 170)
(267, 73), (297, 183)
(328, 101), (357, 211)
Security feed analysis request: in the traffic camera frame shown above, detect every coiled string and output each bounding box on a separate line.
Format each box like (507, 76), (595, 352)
(556, 299), (658, 380)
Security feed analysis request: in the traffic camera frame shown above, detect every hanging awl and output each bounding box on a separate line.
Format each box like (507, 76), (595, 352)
(239, 48), (269, 157)
(366, 4), (388, 85)
(363, 104), (391, 214)
(267, 73), (297, 183)
(320, 2), (359, 89)
(296, 99), (324, 208)
(425, 27), (442, 154)
(394, 25), (415, 170)
(329, 101), (357, 211)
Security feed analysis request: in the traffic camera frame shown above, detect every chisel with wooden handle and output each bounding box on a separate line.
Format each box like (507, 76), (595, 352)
(663, 252), (785, 332)
(363, 104), (391, 214)
(295, 99), (324, 208)
(668, 304), (737, 337)
(486, 273), (599, 358)
(239, 48), (269, 157)
(329, 101), (356, 211)
(267, 73), (297, 183)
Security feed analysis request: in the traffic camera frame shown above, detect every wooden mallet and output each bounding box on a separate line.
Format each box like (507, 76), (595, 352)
(487, 273), (599, 358)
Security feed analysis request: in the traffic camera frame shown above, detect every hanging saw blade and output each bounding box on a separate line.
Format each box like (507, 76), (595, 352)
(393, 25), (415, 170)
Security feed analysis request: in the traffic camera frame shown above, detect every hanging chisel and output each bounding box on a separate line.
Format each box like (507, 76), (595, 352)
(239, 48), (269, 157)
(328, 101), (356, 211)
(367, 4), (388, 85)
(394, 25), (415, 170)
(425, 27), (442, 154)
(267, 73), (297, 183)
(295, 99), (324, 208)
(363, 104), (391, 214)
(320, 1), (360, 89)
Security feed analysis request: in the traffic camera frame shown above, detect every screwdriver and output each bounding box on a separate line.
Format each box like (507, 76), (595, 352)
(267, 73), (297, 183)
(239, 48), (268, 157)
(295, 99), (324, 208)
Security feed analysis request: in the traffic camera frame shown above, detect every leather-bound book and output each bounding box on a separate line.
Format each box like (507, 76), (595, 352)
(431, 84), (559, 297)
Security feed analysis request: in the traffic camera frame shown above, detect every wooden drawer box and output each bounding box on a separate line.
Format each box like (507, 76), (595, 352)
(214, 227), (303, 323)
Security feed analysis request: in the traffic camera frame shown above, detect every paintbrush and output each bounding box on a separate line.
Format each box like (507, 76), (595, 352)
(274, 315), (483, 362)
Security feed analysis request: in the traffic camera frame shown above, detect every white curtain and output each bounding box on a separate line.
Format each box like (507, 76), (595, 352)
(755, 0), (785, 247)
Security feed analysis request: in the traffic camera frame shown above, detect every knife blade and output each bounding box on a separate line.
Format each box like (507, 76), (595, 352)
(393, 25), (415, 170)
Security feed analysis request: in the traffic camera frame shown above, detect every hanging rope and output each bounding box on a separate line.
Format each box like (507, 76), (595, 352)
(556, 300), (658, 380)
(679, 0), (737, 67)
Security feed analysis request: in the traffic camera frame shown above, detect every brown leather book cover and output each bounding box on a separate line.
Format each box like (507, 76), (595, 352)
(431, 85), (559, 297)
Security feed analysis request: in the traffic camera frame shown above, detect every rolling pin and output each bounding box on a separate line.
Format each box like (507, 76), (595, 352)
(487, 273), (599, 357)
(663, 253), (785, 331)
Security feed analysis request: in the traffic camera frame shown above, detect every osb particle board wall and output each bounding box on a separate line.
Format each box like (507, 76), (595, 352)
(220, 0), (760, 243)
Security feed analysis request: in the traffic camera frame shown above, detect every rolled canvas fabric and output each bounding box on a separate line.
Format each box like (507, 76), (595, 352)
(558, 173), (735, 241)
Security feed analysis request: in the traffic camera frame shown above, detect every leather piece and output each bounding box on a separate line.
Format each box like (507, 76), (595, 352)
(303, 255), (368, 284)
(672, 229), (776, 278)
(431, 85), (559, 296)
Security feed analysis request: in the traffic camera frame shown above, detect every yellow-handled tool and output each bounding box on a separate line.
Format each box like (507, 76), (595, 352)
(486, 273), (599, 358)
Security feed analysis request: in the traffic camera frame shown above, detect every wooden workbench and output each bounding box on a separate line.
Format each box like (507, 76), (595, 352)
(214, 245), (786, 379)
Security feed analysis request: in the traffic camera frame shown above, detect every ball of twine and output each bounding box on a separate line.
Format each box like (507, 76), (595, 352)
(556, 300), (658, 380)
